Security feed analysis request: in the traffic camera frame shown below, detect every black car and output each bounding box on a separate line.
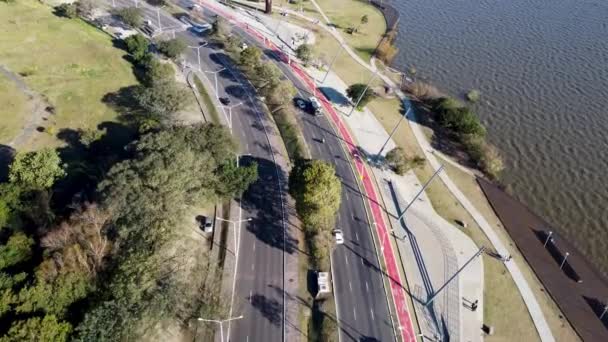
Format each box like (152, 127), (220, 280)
(219, 97), (231, 105)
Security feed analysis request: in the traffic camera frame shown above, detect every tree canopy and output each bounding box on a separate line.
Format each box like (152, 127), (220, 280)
(295, 44), (313, 64)
(9, 148), (65, 190)
(240, 46), (263, 69)
(346, 83), (376, 109)
(124, 33), (149, 63)
(157, 38), (187, 59)
(113, 7), (142, 28)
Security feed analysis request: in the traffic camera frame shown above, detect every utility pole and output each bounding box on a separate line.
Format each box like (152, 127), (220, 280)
(397, 165), (444, 221)
(348, 70), (379, 116)
(426, 246), (485, 307)
(377, 107), (411, 157)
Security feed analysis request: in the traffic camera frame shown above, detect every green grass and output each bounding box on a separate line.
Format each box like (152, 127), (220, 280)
(0, 0), (138, 150)
(193, 75), (222, 124)
(0, 74), (29, 144)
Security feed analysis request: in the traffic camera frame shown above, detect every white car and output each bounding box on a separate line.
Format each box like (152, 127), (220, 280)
(309, 96), (322, 115)
(333, 229), (344, 245)
(240, 42), (249, 50)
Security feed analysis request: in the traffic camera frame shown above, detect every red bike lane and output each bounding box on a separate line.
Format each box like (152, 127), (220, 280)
(199, 2), (416, 340)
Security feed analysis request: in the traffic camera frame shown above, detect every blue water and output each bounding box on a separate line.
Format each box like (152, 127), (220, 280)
(387, 0), (608, 276)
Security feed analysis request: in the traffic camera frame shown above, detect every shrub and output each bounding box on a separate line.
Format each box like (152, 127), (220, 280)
(295, 44), (313, 64)
(156, 38), (187, 59)
(385, 147), (408, 175)
(434, 97), (485, 136)
(124, 34), (149, 63)
(346, 83), (376, 109)
(55, 3), (78, 18)
(113, 7), (142, 28)
(375, 30), (399, 64)
(76, 0), (96, 17)
(78, 128), (106, 147)
(466, 89), (481, 102)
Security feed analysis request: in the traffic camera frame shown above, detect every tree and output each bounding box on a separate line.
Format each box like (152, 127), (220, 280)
(216, 161), (258, 198)
(239, 46), (262, 69)
(346, 83), (376, 109)
(55, 3), (78, 19)
(2, 315), (72, 342)
(268, 80), (296, 107)
(0, 232), (33, 271)
(435, 100), (485, 136)
(134, 80), (191, 118)
(124, 33), (149, 63)
(385, 147), (408, 175)
(75, 0), (96, 17)
(78, 128), (106, 147)
(254, 62), (282, 92)
(113, 7), (142, 28)
(157, 38), (187, 59)
(295, 44), (313, 64)
(0, 183), (22, 228)
(289, 159), (341, 232)
(9, 148), (65, 190)
(141, 57), (175, 87)
(211, 17), (231, 38)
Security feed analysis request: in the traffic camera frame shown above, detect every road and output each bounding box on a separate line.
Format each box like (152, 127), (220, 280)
(108, 0), (291, 340)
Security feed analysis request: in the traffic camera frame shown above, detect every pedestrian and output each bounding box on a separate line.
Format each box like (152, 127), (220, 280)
(506, 255), (512, 262)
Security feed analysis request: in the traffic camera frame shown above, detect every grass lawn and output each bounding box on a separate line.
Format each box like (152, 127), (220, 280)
(0, 74), (29, 144)
(0, 0), (138, 150)
(193, 75), (222, 124)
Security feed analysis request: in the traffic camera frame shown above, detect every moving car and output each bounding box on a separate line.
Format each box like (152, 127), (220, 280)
(309, 96), (322, 116)
(333, 229), (344, 245)
(219, 97), (231, 105)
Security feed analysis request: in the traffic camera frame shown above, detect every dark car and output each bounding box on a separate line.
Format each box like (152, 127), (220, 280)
(219, 97), (231, 105)
(196, 215), (213, 233)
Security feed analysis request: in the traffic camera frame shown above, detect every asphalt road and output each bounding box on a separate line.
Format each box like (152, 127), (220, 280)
(108, 0), (289, 340)
(108, 0), (396, 340)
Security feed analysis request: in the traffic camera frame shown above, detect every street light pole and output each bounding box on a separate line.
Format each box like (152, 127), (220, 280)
(544, 231), (553, 247)
(188, 42), (208, 72)
(348, 70), (379, 116)
(223, 102), (243, 134)
(321, 43), (344, 84)
(197, 316), (243, 342)
(204, 68), (227, 99)
(397, 165), (444, 221)
(426, 246), (485, 307)
(560, 252), (570, 270)
(156, 7), (162, 32)
(377, 107), (411, 157)
(600, 304), (608, 320)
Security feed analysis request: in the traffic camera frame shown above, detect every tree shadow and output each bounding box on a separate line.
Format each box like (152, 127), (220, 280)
(248, 293), (282, 327)
(101, 85), (145, 125)
(241, 156), (299, 255)
(0, 145), (15, 182)
(318, 86), (351, 106)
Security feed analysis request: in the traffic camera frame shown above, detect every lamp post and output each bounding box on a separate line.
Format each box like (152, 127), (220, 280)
(397, 165), (444, 221)
(560, 252), (570, 270)
(600, 303), (608, 320)
(188, 42), (208, 71)
(348, 69), (379, 116)
(197, 316), (243, 342)
(544, 231), (553, 247)
(377, 107), (411, 158)
(204, 68), (227, 99)
(321, 43), (344, 84)
(223, 102), (243, 134)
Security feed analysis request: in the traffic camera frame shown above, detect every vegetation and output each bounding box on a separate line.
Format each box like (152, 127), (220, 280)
(239, 46), (263, 70)
(78, 127), (107, 147)
(466, 89), (481, 102)
(124, 33), (149, 63)
(55, 3), (78, 18)
(346, 83), (376, 109)
(289, 159), (341, 270)
(385, 147), (425, 175)
(9, 149), (65, 190)
(295, 44), (313, 64)
(157, 38), (187, 59)
(113, 7), (142, 28)
(193, 75), (222, 124)
(0, 0), (138, 149)
(75, 0), (96, 17)
(402, 80), (443, 102)
(375, 29), (399, 64)
(211, 16), (231, 39)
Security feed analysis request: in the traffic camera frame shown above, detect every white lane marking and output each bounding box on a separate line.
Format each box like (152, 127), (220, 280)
(246, 336), (249, 342)
(349, 281), (353, 292)
(249, 290), (253, 302)
(355, 232), (359, 241)
(370, 308), (375, 321)
(345, 254), (349, 265)
(353, 309), (357, 321)
(253, 240), (256, 251)
(361, 257), (365, 266)
(344, 190), (350, 201)
(365, 281), (369, 293)
(252, 262), (255, 271)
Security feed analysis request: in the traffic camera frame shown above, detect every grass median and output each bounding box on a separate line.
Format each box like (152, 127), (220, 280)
(0, 74), (29, 144)
(0, 0), (138, 149)
(193, 75), (222, 124)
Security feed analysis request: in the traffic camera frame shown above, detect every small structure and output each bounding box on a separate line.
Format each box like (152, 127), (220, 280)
(316, 272), (331, 298)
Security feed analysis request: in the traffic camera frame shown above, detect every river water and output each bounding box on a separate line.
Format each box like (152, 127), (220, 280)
(386, 0), (608, 276)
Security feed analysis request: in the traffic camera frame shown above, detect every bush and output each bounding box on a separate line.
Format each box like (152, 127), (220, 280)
(211, 17), (231, 38)
(156, 38), (187, 59)
(461, 134), (503, 179)
(385, 147), (425, 175)
(375, 30), (399, 64)
(466, 89), (481, 102)
(124, 34), (149, 63)
(346, 83), (376, 109)
(295, 44), (313, 64)
(113, 7), (142, 28)
(76, 0), (96, 17)
(434, 97), (485, 136)
(55, 3), (78, 18)
(78, 128), (106, 147)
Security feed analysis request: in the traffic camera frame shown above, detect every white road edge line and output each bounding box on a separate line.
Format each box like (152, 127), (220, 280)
(227, 202), (243, 342)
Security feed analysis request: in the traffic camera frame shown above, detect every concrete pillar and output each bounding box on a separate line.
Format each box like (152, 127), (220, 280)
(265, 0), (272, 14)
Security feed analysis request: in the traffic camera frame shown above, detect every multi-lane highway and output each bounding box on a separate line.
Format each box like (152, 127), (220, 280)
(106, 0), (401, 340)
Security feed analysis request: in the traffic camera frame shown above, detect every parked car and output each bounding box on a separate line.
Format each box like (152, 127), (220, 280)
(240, 42), (249, 50)
(191, 23), (212, 35)
(219, 97), (231, 105)
(294, 97), (307, 110)
(196, 215), (213, 233)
